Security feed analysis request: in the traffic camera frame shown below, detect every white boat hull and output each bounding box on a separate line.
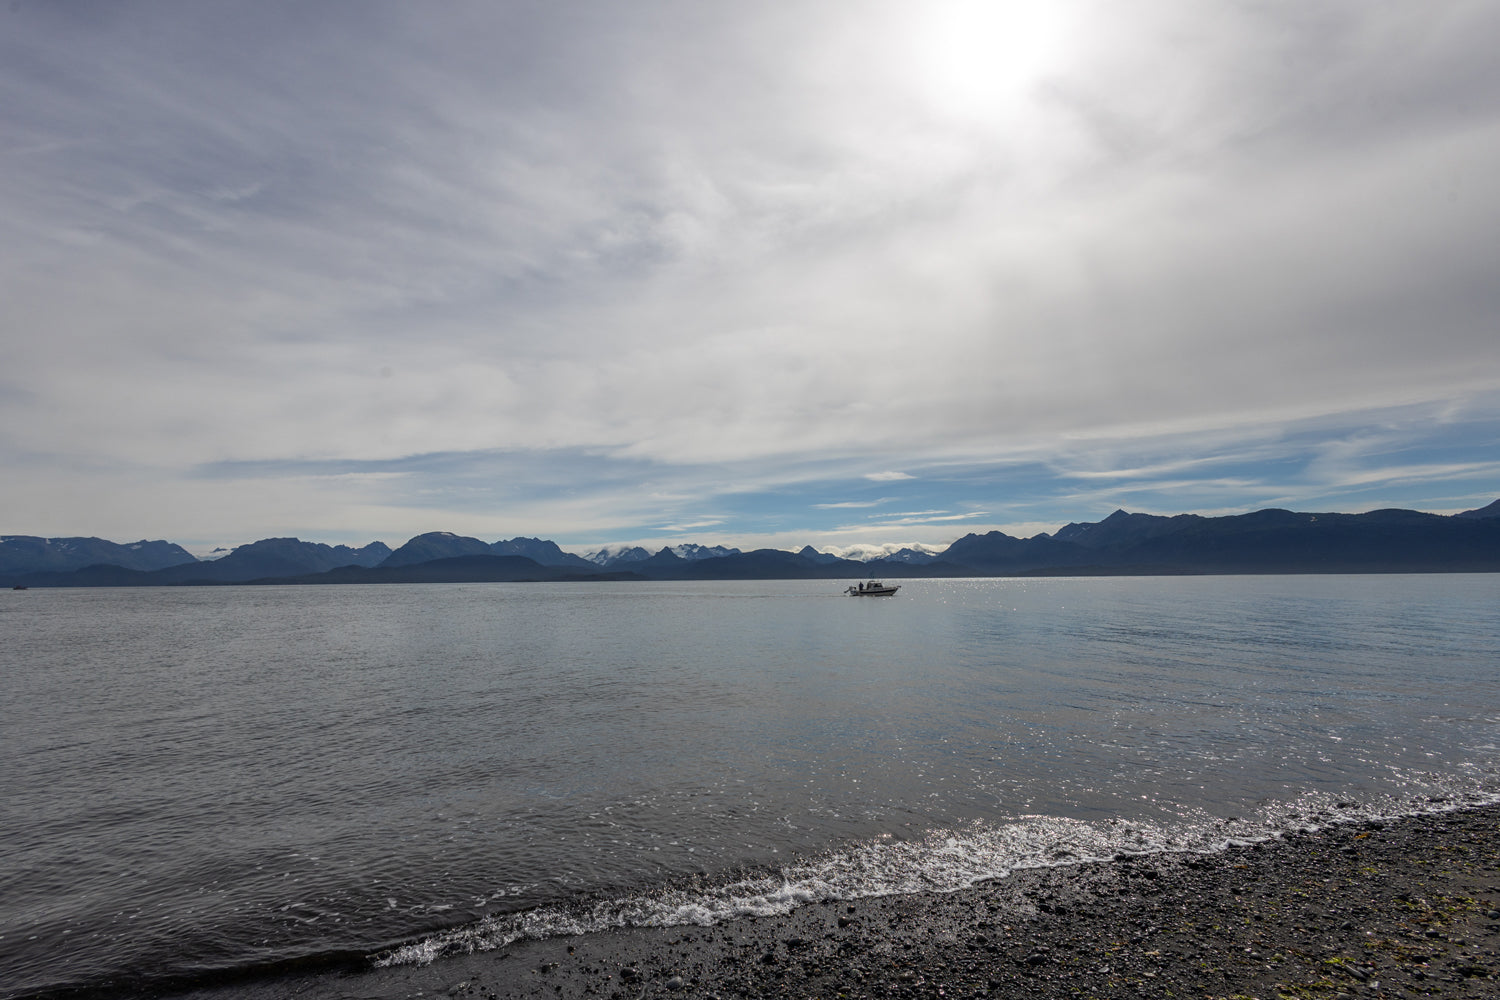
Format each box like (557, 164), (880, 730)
(846, 582), (899, 596)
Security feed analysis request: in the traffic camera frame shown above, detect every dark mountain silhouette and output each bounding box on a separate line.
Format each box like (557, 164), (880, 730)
(6, 498), (1498, 586)
(652, 549), (971, 580)
(798, 545), (843, 565)
(489, 536), (597, 569)
(932, 505), (1500, 575)
(248, 554), (642, 585)
(934, 531), (1095, 574)
(3, 537), (389, 587)
(666, 548), (820, 579)
(347, 532), (642, 571)
(629, 547), (688, 575)
(8, 553), (640, 587)
(381, 531), (492, 567)
(1133, 507), (1500, 572)
(665, 548), (916, 580)
(1052, 509), (1205, 548)
(11, 564), (161, 588)
(1456, 499), (1500, 519)
(149, 538), (391, 583)
(0, 535), (195, 576)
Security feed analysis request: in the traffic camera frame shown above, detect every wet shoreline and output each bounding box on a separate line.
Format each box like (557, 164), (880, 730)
(166, 803), (1500, 1000)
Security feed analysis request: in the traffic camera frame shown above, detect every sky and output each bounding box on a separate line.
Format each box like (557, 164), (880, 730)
(3, 1), (1499, 558)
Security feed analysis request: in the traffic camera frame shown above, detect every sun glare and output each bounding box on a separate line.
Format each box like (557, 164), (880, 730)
(908, 2), (1070, 124)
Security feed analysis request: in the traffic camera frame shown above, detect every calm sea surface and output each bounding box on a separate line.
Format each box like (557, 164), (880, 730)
(3, 576), (1499, 998)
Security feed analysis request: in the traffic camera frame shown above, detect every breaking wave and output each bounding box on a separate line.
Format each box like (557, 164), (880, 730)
(374, 784), (1500, 968)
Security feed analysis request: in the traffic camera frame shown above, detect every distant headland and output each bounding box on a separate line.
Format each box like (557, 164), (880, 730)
(4, 499), (1499, 587)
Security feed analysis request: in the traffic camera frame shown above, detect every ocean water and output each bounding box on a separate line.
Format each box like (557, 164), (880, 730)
(3, 575), (1499, 998)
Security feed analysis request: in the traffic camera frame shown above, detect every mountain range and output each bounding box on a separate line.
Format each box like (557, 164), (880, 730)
(4, 499), (1499, 588)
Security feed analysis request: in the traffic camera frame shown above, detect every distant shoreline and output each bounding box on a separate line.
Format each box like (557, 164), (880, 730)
(8, 564), (1500, 589)
(5, 501), (1499, 586)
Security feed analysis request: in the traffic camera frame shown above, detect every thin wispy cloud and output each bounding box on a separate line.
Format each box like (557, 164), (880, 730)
(2, 2), (1497, 551)
(848, 512), (991, 530)
(1312, 461), (1500, 492)
(659, 519), (725, 532)
(813, 499), (891, 510)
(1058, 457), (1249, 481)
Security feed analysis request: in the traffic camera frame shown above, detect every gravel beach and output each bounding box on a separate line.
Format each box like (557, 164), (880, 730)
(170, 804), (1500, 1000)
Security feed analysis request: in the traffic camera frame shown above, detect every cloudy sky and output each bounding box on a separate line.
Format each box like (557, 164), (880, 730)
(3, 1), (1498, 556)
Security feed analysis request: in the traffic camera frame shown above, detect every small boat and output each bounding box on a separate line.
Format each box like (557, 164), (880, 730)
(11, 585), (27, 591)
(846, 580), (899, 596)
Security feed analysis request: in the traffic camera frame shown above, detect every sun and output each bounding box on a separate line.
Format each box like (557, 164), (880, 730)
(907, 2), (1071, 124)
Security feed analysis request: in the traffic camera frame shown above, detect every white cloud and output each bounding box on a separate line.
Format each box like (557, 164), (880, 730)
(813, 499), (890, 509)
(658, 519), (725, 532)
(847, 512), (990, 529)
(2, 2), (1498, 546)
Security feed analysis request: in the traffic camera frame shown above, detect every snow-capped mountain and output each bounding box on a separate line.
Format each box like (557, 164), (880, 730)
(583, 545), (654, 566)
(584, 543), (741, 566)
(816, 543), (942, 564)
(668, 543), (741, 561)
